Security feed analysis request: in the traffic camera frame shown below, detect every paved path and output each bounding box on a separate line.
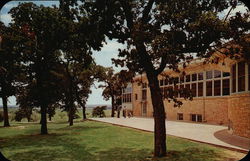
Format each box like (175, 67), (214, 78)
(90, 117), (250, 152)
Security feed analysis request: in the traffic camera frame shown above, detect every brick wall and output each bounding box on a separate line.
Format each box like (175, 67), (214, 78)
(228, 93), (250, 138)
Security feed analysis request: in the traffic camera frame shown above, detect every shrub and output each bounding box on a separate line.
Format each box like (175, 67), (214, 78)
(92, 106), (106, 118)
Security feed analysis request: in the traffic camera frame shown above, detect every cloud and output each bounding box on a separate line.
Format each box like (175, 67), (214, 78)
(0, 14), (12, 25)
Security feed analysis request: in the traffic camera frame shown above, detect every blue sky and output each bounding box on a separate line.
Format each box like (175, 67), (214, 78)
(0, 1), (248, 106)
(0, 1), (126, 105)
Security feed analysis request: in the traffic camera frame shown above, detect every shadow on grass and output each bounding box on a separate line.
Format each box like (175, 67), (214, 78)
(2, 136), (236, 161)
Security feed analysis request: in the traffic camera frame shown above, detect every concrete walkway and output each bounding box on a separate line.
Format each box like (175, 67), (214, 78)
(90, 117), (250, 152)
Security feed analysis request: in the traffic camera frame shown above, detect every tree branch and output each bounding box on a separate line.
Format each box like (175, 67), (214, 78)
(155, 56), (168, 75)
(119, 0), (134, 30)
(141, 0), (155, 24)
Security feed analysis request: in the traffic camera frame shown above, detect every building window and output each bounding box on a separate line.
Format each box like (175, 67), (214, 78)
(198, 82), (203, 97)
(191, 83), (196, 97)
(232, 64), (236, 93)
(177, 113), (183, 120)
(191, 114), (202, 122)
(142, 89), (147, 100)
(197, 115), (202, 122)
(135, 94), (138, 100)
(186, 75), (190, 82)
(180, 76), (184, 83)
(164, 79), (168, 85)
(142, 103), (147, 115)
(223, 72), (230, 77)
(238, 61), (245, 92)
(192, 74), (197, 81)
(223, 79), (230, 95)
(214, 70), (221, 78)
(191, 114), (196, 122)
(174, 85), (178, 97)
(180, 85), (184, 98)
(206, 71), (213, 79)
(206, 81), (212, 96)
(249, 63), (250, 91)
(198, 72), (203, 80)
(174, 77), (179, 84)
(160, 79), (164, 86)
(214, 80), (221, 96)
(142, 83), (147, 89)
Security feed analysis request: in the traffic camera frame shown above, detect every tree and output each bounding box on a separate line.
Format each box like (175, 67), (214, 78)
(100, 68), (133, 117)
(78, 0), (250, 157)
(92, 105), (107, 117)
(9, 3), (72, 134)
(0, 22), (25, 127)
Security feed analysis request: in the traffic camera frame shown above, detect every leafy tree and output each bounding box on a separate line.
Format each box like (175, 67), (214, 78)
(9, 3), (71, 134)
(77, 0), (250, 157)
(92, 105), (106, 117)
(0, 22), (25, 127)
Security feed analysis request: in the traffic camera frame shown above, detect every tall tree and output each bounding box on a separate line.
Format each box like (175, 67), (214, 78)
(78, 0), (250, 157)
(9, 3), (72, 134)
(0, 22), (25, 127)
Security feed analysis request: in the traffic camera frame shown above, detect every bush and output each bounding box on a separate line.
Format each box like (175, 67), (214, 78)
(0, 111), (3, 122)
(92, 106), (106, 118)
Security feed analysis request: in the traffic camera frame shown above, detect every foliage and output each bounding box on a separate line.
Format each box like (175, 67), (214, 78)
(14, 108), (33, 122)
(92, 106), (107, 118)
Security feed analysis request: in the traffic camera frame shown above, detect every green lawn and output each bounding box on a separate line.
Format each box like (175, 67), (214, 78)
(0, 120), (245, 161)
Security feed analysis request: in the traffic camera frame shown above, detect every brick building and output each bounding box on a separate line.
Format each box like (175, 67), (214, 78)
(122, 55), (250, 139)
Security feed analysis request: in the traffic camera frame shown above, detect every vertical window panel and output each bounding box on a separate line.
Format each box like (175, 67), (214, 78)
(223, 79), (230, 95)
(186, 75), (190, 82)
(191, 83), (197, 97)
(206, 81), (212, 96)
(248, 64), (250, 91)
(238, 62), (245, 92)
(214, 80), (221, 96)
(232, 64), (236, 93)
(198, 72), (203, 80)
(206, 71), (213, 79)
(214, 70), (221, 78)
(180, 85), (184, 98)
(192, 73), (197, 81)
(198, 82), (203, 97)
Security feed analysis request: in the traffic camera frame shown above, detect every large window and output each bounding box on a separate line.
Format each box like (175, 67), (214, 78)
(206, 71), (213, 79)
(238, 62), (245, 92)
(231, 62), (249, 93)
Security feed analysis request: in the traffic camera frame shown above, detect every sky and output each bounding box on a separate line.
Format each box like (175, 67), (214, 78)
(0, 1), (248, 106)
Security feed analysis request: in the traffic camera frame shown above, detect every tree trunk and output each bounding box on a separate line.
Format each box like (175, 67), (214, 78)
(2, 96), (10, 127)
(147, 74), (166, 157)
(49, 115), (52, 121)
(40, 104), (48, 134)
(117, 110), (120, 118)
(82, 106), (87, 120)
(69, 108), (73, 126)
(111, 95), (115, 117)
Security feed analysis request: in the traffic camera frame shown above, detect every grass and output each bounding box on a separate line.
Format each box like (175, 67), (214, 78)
(0, 119), (246, 161)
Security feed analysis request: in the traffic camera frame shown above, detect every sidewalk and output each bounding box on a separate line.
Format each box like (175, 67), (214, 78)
(90, 117), (250, 152)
